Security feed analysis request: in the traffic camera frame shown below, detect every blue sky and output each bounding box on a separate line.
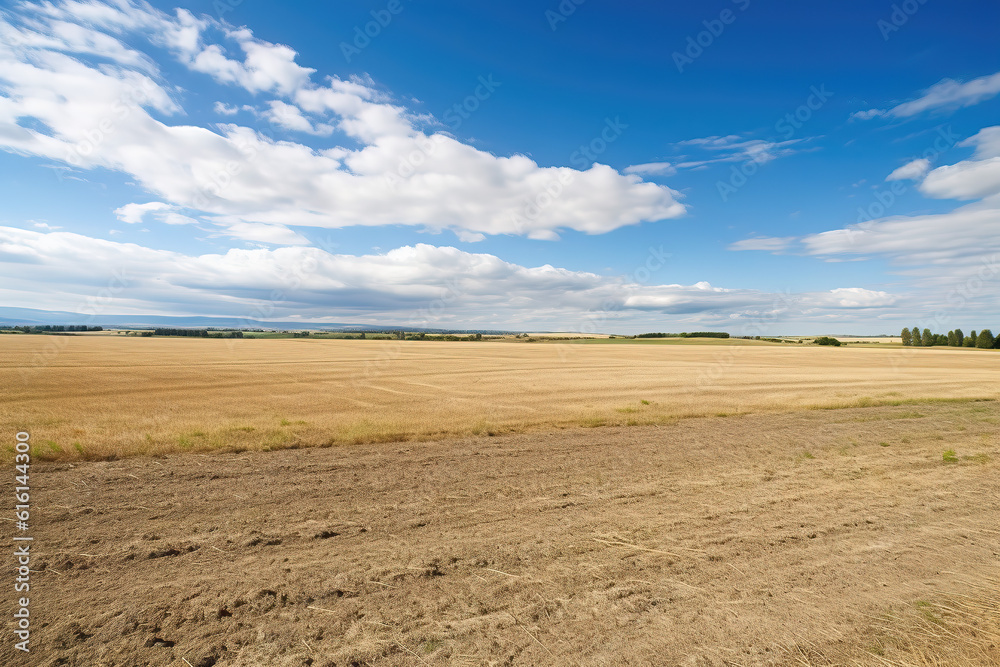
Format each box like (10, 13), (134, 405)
(1, 0), (999, 333)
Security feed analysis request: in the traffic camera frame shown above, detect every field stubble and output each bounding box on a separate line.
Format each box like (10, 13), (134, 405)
(5, 401), (998, 665)
(2, 336), (999, 461)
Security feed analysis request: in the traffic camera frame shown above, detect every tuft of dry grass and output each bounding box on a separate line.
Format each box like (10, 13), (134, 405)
(856, 578), (1000, 666)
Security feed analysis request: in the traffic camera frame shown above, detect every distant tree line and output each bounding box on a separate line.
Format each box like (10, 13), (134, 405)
(901, 327), (998, 349)
(153, 328), (211, 337)
(151, 328), (244, 338)
(407, 333), (483, 341)
(6, 325), (103, 332)
(635, 331), (730, 339)
(735, 336), (802, 343)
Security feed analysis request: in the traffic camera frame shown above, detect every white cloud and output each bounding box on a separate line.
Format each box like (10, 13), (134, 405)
(850, 109), (885, 121)
(115, 201), (307, 241)
(262, 100), (333, 136)
(173, 22), (315, 96)
(728, 236), (795, 252)
(30, 220), (62, 230)
(807, 288), (896, 309)
(214, 221), (310, 245)
(213, 101), (239, 115)
(114, 201), (197, 225)
(886, 158), (930, 182)
(672, 135), (806, 169)
(624, 162), (676, 177)
(0, 226), (900, 328)
(889, 71), (1000, 117)
(799, 206), (1000, 288)
(454, 230), (486, 243)
(726, 123), (1000, 320)
(0, 1), (685, 241)
(852, 71), (1000, 121)
(162, 212), (199, 225)
(920, 126), (1000, 200)
(114, 201), (174, 224)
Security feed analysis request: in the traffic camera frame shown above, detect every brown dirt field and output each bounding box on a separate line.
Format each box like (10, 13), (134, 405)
(3, 336), (999, 461)
(6, 401), (999, 666)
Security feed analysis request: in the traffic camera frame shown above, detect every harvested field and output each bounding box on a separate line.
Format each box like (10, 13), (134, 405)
(2, 336), (999, 461)
(6, 401), (999, 666)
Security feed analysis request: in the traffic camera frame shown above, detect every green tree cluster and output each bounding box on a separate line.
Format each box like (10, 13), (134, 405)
(814, 336), (842, 346)
(901, 327), (997, 349)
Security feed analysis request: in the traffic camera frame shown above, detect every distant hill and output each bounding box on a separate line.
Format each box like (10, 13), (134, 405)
(0, 307), (513, 335)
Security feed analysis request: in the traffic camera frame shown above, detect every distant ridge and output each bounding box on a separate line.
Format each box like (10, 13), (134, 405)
(0, 307), (514, 335)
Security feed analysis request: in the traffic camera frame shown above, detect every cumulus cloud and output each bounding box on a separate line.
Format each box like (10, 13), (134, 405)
(261, 100), (333, 136)
(0, 1), (685, 241)
(0, 226), (899, 328)
(920, 126), (1000, 200)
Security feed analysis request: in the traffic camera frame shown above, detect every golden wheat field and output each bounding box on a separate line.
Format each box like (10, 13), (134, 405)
(2, 334), (999, 461)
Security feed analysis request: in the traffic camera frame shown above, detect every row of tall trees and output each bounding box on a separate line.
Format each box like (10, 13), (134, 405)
(901, 327), (998, 349)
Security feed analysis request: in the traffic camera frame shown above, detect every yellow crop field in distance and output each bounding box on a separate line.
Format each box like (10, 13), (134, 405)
(3, 335), (998, 461)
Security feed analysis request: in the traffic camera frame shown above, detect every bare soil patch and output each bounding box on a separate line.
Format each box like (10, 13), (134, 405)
(7, 401), (999, 666)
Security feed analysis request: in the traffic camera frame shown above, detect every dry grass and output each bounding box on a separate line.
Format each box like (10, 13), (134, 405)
(3, 335), (999, 461)
(857, 577), (1000, 666)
